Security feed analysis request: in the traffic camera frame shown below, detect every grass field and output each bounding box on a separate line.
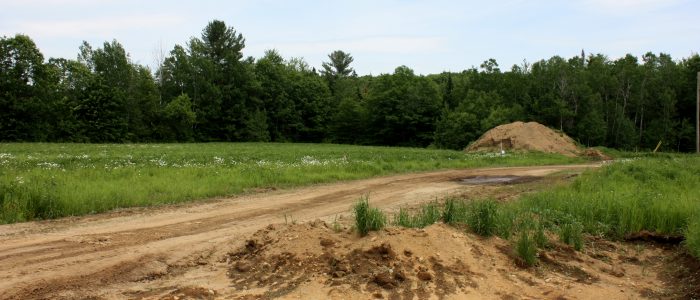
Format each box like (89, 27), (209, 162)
(0, 143), (582, 224)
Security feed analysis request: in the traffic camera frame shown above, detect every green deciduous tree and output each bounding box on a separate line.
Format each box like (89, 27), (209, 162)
(366, 66), (441, 147)
(0, 34), (51, 141)
(162, 94), (196, 141)
(1, 26), (698, 152)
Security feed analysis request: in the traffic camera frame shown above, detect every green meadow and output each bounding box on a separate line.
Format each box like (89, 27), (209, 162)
(0, 143), (581, 224)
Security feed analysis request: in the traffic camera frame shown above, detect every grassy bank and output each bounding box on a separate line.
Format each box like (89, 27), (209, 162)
(515, 155), (700, 238)
(512, 154), (700, 258)
(0, 143), (581, 224)
(394, 154), (700, 260)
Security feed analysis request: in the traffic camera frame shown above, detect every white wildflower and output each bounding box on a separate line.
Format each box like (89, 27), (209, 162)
(301, 155), (321, 166)
(37, 162), (61, 169)
(149, 158), (168, 167)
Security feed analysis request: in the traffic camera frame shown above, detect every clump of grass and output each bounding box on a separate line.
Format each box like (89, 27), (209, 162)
(418, 202), (442, 226)
(494, 206), (517, 239)
(559, 220), (584, 251)
(394, 207), (413, 227)
(393, 202), (442, 228)
(354, 196), (386, 236)
(0, 181), (63, 223)
(534, 222), (549, 248)
(442, 198), (468, 224)
(467, 199), (498, 236)
(685, 218), (700, 258)
(516, 230), (538, 267)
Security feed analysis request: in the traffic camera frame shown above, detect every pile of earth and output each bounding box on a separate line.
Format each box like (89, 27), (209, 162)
(222, 218), (690, 299)
(466, 121), (581, 157)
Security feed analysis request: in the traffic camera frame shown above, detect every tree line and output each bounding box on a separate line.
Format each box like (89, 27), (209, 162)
(1, 20), (698, 151)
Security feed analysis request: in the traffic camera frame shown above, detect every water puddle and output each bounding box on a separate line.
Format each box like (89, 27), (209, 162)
(457, 175), (540, 185)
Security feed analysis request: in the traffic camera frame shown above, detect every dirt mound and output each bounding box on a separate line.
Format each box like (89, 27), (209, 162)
(582, 148), (612, 161)
(223, 219), (680, 299)
(467, 121), (581, 157)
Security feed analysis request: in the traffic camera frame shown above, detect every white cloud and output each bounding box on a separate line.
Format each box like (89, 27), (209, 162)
(9, 14), (185, 38)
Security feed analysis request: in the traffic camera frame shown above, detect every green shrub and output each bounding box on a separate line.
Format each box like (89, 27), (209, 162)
(354, 196), (386, 236)
(468, 199), (498, 236)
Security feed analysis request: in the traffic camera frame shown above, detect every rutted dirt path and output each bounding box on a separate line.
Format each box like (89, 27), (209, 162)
(0, 164), (598, 299)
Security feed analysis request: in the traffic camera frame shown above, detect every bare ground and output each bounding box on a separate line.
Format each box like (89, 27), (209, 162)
(0, 164), (695, 299)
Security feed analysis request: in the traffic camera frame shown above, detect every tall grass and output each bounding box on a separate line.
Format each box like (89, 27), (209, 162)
(0, 143), (581, 223)
(389, 154), (700, 263)
(516, 231), (538, 267)
(514, 155), (700, 259)
(442, 198), (468, 225)
(467, 199), (499, 237)
(393, 202), (442, 228)
(353, 196), (386, 236)
(558, 221), (584, 251)
(686, 218), (700, 258)
(515, 156), (700, 239)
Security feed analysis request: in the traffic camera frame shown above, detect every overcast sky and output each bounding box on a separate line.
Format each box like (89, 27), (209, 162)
(1, 0), (698, 75)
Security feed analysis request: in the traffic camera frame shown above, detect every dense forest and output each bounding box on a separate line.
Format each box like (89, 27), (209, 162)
(1, 20), (698, 151)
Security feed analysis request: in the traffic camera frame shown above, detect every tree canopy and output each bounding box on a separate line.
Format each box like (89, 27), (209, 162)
(1, 20), (698, 152)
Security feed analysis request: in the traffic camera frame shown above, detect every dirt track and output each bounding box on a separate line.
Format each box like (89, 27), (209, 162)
(0, 164), (598, 299)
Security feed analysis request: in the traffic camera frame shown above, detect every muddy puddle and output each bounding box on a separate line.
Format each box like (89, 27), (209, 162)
(457, 175), (540, 185)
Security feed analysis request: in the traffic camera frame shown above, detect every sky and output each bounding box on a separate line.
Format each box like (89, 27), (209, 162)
(1, 0), (698, 75)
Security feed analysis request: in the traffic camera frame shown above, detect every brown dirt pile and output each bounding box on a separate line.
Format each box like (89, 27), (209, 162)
(582, 148), (612, 161)
(223, 219), (686, 299)
(467, 121), (581, 157)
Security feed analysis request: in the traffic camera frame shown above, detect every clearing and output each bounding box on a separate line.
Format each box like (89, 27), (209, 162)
(2, 162), (695, 299)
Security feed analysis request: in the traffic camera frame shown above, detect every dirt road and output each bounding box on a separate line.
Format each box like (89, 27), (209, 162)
(0, 164), (597, 299)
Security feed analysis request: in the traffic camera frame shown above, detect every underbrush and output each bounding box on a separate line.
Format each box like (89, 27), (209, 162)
(0, 143), (581, 224)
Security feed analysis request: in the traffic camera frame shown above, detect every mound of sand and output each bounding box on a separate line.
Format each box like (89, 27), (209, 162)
(222, 219), (685, 299)
(467, 121), (580, 157)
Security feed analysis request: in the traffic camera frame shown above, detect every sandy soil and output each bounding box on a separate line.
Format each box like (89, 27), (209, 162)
(467, 121), (581, 157)
(1, 163), (694, 299)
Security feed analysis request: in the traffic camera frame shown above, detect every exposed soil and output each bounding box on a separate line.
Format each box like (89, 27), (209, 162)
(581, 148), (613, 161)
(222, 221), (695, 299)
(457, 175), (541, 185)
(0, 163), (696, 299)
(467, 121), (581, 157)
